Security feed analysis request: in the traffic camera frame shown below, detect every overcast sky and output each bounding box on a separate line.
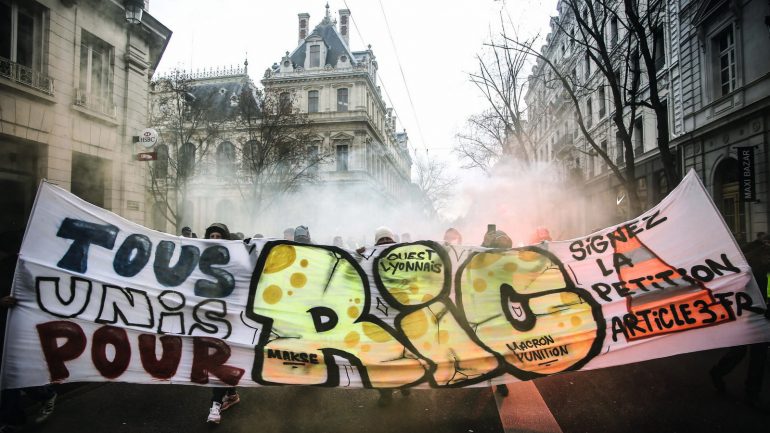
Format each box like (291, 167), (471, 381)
(149, 0), (558, 218)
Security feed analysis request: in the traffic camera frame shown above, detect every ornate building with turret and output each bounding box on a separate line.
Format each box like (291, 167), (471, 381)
(263, 5), (413, 205)
(148, 5), (416, 238)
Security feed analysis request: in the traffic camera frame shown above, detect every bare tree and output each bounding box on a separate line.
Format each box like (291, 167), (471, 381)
(235, 87), (329, 213)
(455, 111), (507, 173)
(622, 0), (678, 188)
(148, 69), (228, 233)
(500, 0), (658, 215)
(457, 18), (538, 170)
(414, 155), (457, 215)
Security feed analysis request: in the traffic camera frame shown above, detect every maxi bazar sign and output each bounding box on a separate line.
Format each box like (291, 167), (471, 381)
(1, 171), (769, 390)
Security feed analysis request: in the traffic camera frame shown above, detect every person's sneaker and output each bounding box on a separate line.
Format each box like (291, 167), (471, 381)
(496, 384), (509, 397)
(221, 392), (240, 411)
(377, 390), (393, 407)
(207, 402), (222, 424)
(34, 393), (57, 424)
(709, 370), (726, 394)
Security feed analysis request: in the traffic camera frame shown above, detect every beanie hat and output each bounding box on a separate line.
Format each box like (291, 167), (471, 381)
(294, 225), (311, 243)
(374, 226), (395, 245)
(205, 222), (230, 240)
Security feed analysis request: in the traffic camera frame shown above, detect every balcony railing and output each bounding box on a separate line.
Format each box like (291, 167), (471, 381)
(75, 88), (116, 118)
(0, 56), (54, 95)
(554, 134), (574, 158)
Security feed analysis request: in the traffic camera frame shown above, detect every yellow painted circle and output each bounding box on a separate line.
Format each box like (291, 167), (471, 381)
(503, 262), (519, 273)
(402, 310), (429, 340)
(438, 330), (450, 344)
(344, 331), (360, 347)
(362, 322), (392, 343)
(360, 344), (371, 352)
(518, 251), (540, 262)
(300, 259), (309, 268)
(473, 278), (487, 292)
(262, 284), (283, 304)
(409, 284), (420, 294)
(421, 293), (434, 303)
(422, 341), (432, 351)
(468, 253), (502, 269)
(392, 290), (410, 305)
(288, 290), (293, 296)
(354, 298), (361, 304)
(560, 292), (578, 305)
(264, 245), (296, 274)
(571, 315), (582, 327)
(347, 306), (360, 319)
(290, 272), (307, 288)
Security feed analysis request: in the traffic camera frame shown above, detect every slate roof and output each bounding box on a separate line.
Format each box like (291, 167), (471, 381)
(290, 20), (358, 68)
(186, 77), (257, 121)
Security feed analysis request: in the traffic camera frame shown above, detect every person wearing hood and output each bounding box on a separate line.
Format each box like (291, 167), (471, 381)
(203, 223), (240, 424)
(205, 223), (230, 241)
(294, 226), (311, 244)
(481, 224), (512, 397)
(367, 227), (412, 406)
(444, 228), (463, 246)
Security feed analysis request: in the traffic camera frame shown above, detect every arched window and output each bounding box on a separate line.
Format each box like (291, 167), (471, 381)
(279, 92), (291, 115)
(216, 141), (236, 177)
(153, 144), (168, 179)
(180, 200), (194, 230)
(216, 199), (235, 229)
(178, 142), (195, 178)
(242, 140), (260, 172)
(152, 201), (166, 232)
(308, 90), (319, 113)
(337, 88), (348, 112)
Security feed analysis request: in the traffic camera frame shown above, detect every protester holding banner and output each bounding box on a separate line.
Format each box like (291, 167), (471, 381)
(366, 227), (413, 407)
(202, 223), (241, 424)
(2, 172), (770, 409)
(443, 228), (462, 245)
(709, 235), (770, 405)
(480, 225), (513, 398)
(1, 295), (56, 431)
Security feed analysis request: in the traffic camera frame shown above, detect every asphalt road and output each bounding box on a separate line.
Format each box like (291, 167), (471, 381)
(22, 348), (770, 433)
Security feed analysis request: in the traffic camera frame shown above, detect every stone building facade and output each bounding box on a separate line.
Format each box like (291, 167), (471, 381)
(0, 0), (171, 237)
(525, 0), (770, 242)
(263, 5), (413, 205)
(149, 5), (415, 238)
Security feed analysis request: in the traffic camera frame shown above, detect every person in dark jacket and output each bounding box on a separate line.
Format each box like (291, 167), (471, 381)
(294, 226), (311, 244)
(203, 223), (240, 423)
(364, 227), (413, 406)
(709, 236), (770, 406)
(481, 225), (513, 397)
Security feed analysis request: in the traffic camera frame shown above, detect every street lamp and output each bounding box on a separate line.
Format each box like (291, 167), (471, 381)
(124, 0), (144, 25)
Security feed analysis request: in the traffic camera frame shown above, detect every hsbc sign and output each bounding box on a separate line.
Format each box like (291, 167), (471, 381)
(138, 128), (158, 148)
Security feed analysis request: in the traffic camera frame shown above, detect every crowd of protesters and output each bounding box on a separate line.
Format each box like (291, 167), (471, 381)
(1, 220), (768, 428)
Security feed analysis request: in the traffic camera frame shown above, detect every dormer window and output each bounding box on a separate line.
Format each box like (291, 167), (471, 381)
(337, 88), (348, 112)
(309, 45), (320, 68)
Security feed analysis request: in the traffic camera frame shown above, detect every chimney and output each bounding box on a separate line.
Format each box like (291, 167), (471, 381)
(339, 9), (350, 47)
(298, 13), (310, 44)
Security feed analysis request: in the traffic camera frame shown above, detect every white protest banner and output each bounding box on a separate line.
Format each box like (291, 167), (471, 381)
(2, 170), (769, 390)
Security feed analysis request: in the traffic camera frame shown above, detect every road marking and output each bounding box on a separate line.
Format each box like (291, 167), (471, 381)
(494, 382), (562, 433)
